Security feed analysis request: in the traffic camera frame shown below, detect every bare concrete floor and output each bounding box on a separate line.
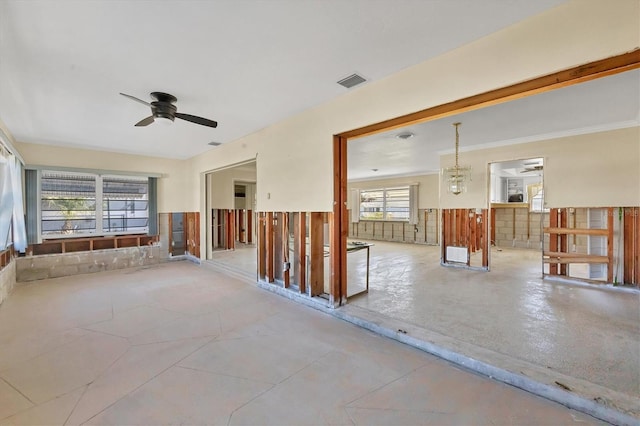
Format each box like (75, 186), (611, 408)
(0, 262), (604, 425)
(207, 240), (639, 419)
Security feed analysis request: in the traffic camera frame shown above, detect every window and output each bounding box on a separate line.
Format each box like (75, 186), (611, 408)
(102, 176), (149, 233)
(40, 171), (149, 237)
(360, 187), (410, 221)
(41, 172), (96, 236)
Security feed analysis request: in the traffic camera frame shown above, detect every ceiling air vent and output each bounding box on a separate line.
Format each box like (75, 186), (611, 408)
(337, 73), (366, 89)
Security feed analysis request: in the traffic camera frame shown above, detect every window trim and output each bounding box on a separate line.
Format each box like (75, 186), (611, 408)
(37, 169), (152, 240)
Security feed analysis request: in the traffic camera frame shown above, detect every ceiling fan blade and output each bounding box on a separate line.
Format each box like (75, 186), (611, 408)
(135, 116), (155, 127)
(120, 92), (151, 106)
(175, 112), (218, 128)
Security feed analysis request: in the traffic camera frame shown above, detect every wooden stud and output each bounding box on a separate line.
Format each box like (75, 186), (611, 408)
(490, 208), (496, 246)
(274, 213), (284, 280)
(331, 135), (348, 305)
(544, 227), (609, 236)
(282, 213), (290, 287)
(635, 207), (640, 286)
(622, 207), (636, 284)
(607, 207), (614, 284)
(560, 208), (568, 276)
(424, 210), (428, 244)
(297, 212), (307, 294)
(265, 212), (274, 282)
(247, 210), (253, 244)
(549, 208), (558, 275)
(309, 212), (325, 296)
(238, 209), (244, 243)
(482, 209), (489, 268)
(442, 209), (449, 262)
(257, 213), (266, 280)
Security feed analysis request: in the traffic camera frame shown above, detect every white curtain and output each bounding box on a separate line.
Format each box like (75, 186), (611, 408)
(350, 189), (360, 223)
(0, 156), (13, 250)
(9, 156), (27, 252)
(409, 184), (419, 225)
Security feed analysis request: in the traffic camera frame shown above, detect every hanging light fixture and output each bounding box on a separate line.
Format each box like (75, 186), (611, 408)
(442, 122), (472, 195)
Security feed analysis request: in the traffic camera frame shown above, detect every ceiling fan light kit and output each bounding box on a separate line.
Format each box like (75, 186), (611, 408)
(442, 122), (472, 195)
(120, 92), (218, 128)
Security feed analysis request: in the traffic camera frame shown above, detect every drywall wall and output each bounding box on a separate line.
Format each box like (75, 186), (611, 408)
(186, 0), (640, 216)
(348, 174), (439, 209)
(208, 165), (257, 210)
(439, 127), (640, 208)
(15, 142), (189, 213)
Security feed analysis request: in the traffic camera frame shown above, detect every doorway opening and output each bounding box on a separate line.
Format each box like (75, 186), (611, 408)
(205, 161), (257, 278)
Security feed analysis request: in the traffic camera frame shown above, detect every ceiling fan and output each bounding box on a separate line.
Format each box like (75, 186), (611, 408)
(120, 92), (218, 128)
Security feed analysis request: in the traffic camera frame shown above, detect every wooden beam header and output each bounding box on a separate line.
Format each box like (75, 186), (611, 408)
(338, 49), (640, 140)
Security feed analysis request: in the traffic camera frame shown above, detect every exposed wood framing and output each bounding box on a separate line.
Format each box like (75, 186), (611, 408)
(309, 212), (325, 297)
(238, 209), (244, 243)
(560, 209), (568, 275)
(294, 212), (307, 294)
(441, 209), (487, 267)
(186, 212), (200, 258)
(333, 51), (639, 301)
(265, 212), (274, 282)
(332, 135), (347, 305)
(481, 209), (489, 268)
(257, 213), (266, 280)
(274, 213), (284, 281)
(607, 207), (614, 284)
(226, 210), (235, 250)
(623, 207), (640, 286)
(549, 209), (559, 275)
(543, 207), (618, 284)
(247, 210), (253, 244)
(282, 213), (290, 288)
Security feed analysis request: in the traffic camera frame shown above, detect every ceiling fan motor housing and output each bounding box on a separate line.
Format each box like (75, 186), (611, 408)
(151, 102), (177, 121)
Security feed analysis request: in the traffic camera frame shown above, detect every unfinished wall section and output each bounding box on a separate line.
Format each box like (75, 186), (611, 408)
(348, 209), (439, 245)
(0, 258), (16, 305)
(493, 207), (547, 249)
(16, 244), (167, 282)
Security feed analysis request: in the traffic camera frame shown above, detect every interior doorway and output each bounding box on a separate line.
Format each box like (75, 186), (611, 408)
(205, 161), (257, 277)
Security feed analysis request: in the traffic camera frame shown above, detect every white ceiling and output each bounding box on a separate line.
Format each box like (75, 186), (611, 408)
(348, 69), (640, 181)
(0, 0), (567, 160)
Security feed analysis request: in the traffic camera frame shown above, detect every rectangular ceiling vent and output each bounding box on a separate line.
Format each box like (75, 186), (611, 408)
(337, 73), (366, 89)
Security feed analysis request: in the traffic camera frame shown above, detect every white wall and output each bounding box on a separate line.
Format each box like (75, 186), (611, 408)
(440, 127), (640, 208)
(348, 174), (439, 209)
(186, 0), (640, 216)
(15, 142), (188, 213)
(208, 166), (257, 210)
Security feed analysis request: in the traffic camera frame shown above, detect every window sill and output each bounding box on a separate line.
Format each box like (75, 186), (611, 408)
(30, 234), (158, 256)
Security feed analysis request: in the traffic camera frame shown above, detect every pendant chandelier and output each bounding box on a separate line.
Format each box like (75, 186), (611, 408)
(442, 122), (471, 195)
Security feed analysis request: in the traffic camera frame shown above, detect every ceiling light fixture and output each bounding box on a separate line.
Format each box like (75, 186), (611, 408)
(442, 122), (472, 195)
(395, 132), (414, 140)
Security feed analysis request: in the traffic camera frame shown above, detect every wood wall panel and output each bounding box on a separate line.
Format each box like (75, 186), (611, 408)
(309, 212), (324, 296)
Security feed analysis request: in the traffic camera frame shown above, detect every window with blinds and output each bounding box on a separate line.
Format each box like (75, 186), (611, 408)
(41, 172), (97, 236)
(359, 187), (410, 221)
(103, 176), (149, 233)
(40, 171), (149, 237)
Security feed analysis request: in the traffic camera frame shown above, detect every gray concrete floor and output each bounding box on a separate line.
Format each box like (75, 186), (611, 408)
(207, 239), (640, 419)
(0, 262), (604, 425)
(345, 241), (639, 401)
